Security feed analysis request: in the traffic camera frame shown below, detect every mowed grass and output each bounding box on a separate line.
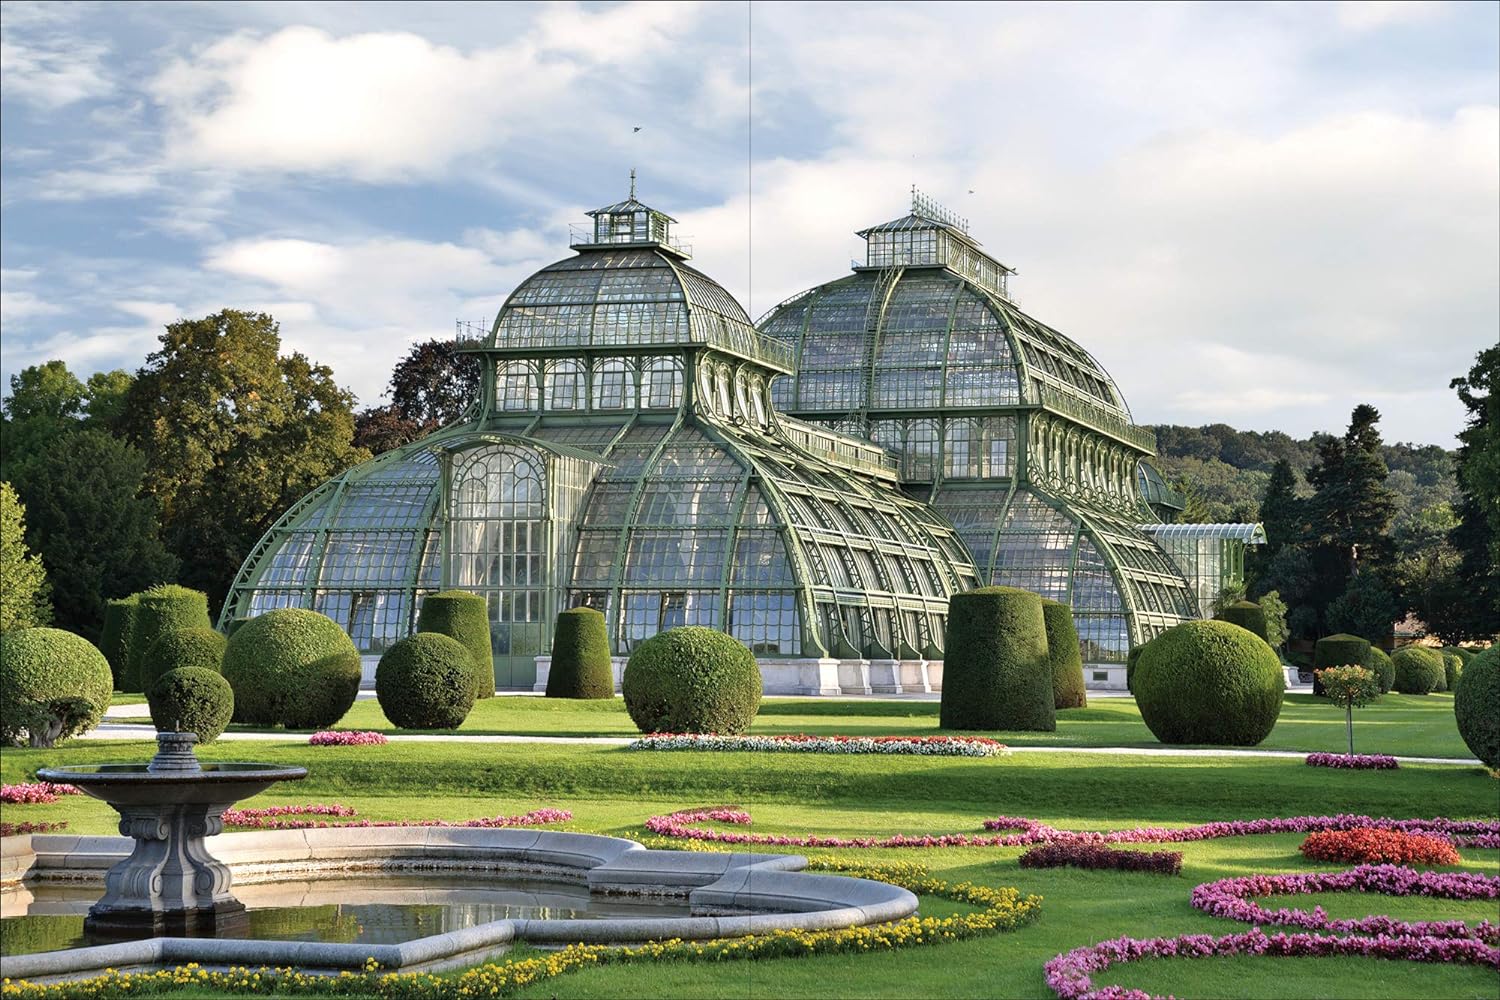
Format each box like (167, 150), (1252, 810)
(3, 726), (1495, 999)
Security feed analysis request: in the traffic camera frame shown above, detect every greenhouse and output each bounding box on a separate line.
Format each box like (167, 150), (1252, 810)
(221, 187), (1260, 693)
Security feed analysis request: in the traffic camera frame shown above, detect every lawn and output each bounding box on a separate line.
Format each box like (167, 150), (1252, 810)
(2, 730), (1495, 999)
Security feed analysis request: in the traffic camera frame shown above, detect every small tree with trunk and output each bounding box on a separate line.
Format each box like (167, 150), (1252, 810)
(1314, 664), (1380, 756)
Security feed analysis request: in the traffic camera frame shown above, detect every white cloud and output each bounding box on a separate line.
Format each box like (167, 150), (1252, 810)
(0, 34), (113, 109)
(1338, 1), (1449, 31)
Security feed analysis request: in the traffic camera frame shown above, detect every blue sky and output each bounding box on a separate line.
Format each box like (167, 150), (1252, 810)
(2, 0), (1496, 446)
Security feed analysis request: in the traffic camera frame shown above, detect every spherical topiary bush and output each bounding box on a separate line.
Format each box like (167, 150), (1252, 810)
(1313, 633), (1371, 698)
(1039, 599), (1087, 710)
(1439, 649), (1463, 693)
(0, 627), (113, 747)
(1453, 645), (1499, 769)
(147, 667), (233, 743)
(1214, 600), (1269, 642)
(1133, 619), (1284, 746)
(140, 627), (226, 694)
(99, 596), (139, 689)
(1366, 645), (1395, 694)
(622, 626), (761, 735)
(1391, 646), (1444, 695)
(940, 587), (1054, 732)
(416, 591), (494, 700)
(375, 632), (477, 730)
(1445, 645), (1475, 665)
(125, 585), (211, 692)
(1126, 644), (1145, 695)
(547, 608), (614, 699)
(221, 609), (361, 728)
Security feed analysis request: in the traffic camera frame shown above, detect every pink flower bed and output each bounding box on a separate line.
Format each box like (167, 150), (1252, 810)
(221, 802), (571, 831)
(645, 808), (1500, 852)
(1306, 752), (1399, 770)
(630, 733), (1008, 757)
(0, 820), (68, 837)
(308, 731), (388, 746)
(1, 782), (81, 804)
(1044, 928), (1500, 1000)
(1190, 864), (1499, 944)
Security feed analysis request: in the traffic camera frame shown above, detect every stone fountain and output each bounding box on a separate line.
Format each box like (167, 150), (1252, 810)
(36, 731), (306, 940)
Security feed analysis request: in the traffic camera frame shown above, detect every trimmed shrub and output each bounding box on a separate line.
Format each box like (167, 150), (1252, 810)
(547, 608), (614, 699)
(416, 591), (493, 700)
(140, 627), (226, 694)
(1039, 599), (1087, 710)
(99, 597), (139, 689)
(375, 632), (476, 730)
(1312, 633), (1370, 697)
(147, 667), (233, 743)
(1390, 645), (1444, 695)
(622, 626), (761, 735)
(1366, 645), (1395, 694)
(1445, 645), (1475, 665)
(226, 617), (250, 638)
(0, 627), (113, 747)
(221, 609), (362, 728)
(940, 586), (1055, 732)
(1214, 600), (1269, 642)
(1126, 645), (1144, 695)
(1439, 649), (1463, 692)
(125, 585), (211, 692)
(1454, 645), (1498, 768)
(1133, 619), (1284, 746)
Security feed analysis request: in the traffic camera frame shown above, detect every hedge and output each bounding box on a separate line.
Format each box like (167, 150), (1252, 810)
(1445, 646), (1475, 665)
(0, 627), (113, 747)
(99, 597), (139, 690)
(1390, 645), (1444, 696)
(221, 609), (362, 728)
(416, 591), (493, 700)
(1312, 633), (1370, 698)
(1366, 645), (1395, 694)
(125, 585), (211, 692)
(940, 586), (1054, 732)
(547, 608), (614, 699)
(1453, 645), (1499, 768)
(1133, 619), (1283, 746)
(1438, 649), (1463, 693)
(621, 626), (762, 735)
(140, 627), (226, 694)
(147, 667), (234, 743)
(1214, 600), (1268, 642)
(375, 632), (477, 730)
(1039, 599), (1087, 710)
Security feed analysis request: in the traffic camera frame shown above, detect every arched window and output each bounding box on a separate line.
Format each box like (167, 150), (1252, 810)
(945, 419), (977, 477)
(641, 357), (683, 409)
(592, 358), (633, 409)
(496, 360), (538, 411)
(546, 359), (584, 410)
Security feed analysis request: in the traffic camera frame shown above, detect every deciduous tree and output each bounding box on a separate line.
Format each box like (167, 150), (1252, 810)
(0, 482), (51, 632)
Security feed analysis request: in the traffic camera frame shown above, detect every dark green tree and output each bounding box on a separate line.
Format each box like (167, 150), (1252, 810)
(1324, 572), (1399, 645)
(6, 429), (178, 641)
(1, 482), (51, 632)
(354, 339), (481, 455)
(1248, 458), (1301, 592)
(120, 310), (367, 609)
(1438, 346), (1500, 641)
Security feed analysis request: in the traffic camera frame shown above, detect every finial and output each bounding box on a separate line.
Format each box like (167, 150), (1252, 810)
(629, 168), (637, 199)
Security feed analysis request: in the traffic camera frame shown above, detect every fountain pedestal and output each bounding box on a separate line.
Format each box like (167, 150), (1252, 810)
(37, 731), (306, 941)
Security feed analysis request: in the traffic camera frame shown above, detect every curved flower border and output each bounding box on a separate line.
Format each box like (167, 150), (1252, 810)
(1190, 864), (1499, 944)
(1020, 843), (1182, 876)
(221, 803), (572, 831)
(1044, 928), (1500, 1000)
(1306, 753), (1398, 770)
(629, 733), (1009, 757)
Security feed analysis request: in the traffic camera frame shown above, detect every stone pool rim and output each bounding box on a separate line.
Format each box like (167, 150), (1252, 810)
(0, 826), (918, 983)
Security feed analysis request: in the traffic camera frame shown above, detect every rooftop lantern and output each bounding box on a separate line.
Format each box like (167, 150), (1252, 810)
(575, 169), (686, 257)
(856, 186), (1016, 301)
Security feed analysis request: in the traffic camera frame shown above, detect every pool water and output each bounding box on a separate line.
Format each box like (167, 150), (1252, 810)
(0, 875), (692, 956)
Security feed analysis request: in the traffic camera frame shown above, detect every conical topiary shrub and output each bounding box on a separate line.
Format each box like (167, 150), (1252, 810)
(546, 607), (614, 699)
(99, 596), (140, 690)
(125, 585), (212, 692)
(1040, 599), (1087, 710)
(1214, 600), (1269, 642)
(1312, 633), (1370, 698)
(415, 591), (494, 699)
(940, 586), (1054, 732)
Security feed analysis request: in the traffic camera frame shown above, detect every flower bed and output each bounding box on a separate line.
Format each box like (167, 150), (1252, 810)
(1043, 928), (1500, 1000)
(0, 820), (68, 837)
(1306, 752), (1399, 770)
(0, 783), (80, 805)
(308, 730), (387, 746)
(645, 808), (1500, 851)
(3, 861), (1042, 999)
(1300, 828), (1463, 866)
(1019, 843), (1183, 876)
(629, 733), (1009, 757)
(1190, 864), (1499, 944)
(221, 803), (571, 831)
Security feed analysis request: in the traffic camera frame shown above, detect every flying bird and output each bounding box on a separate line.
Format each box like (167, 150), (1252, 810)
(633, 126), (643, 132)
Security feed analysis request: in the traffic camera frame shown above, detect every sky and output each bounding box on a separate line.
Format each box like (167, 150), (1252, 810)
(2, 0), (1496, 447)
